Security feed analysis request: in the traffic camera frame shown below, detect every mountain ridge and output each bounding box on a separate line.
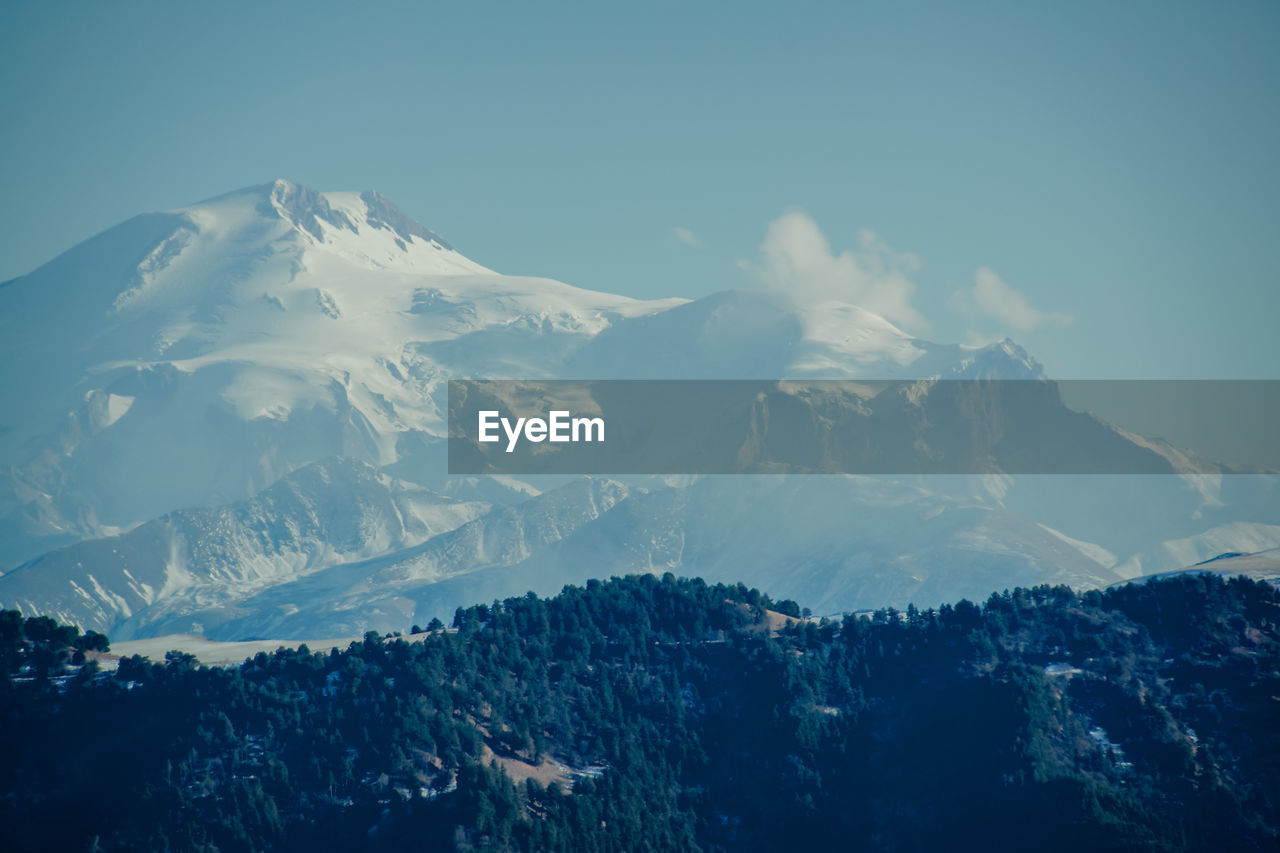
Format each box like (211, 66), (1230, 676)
(0, 180), (1034, 565)
(1, 181), (1275, 642)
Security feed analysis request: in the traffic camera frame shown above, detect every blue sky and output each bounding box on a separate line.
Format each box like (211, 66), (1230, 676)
(2, 0), (1277, 378)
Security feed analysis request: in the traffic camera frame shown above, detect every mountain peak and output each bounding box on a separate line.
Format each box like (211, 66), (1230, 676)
(159, 180), (492, 280)
(262, 178), (357, 242)
(0, 181), (1044, 568)
(357, 190), (455, 251)
(181, 179), (463, 263)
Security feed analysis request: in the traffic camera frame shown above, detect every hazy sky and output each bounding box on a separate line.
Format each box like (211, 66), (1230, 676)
(2, 0), (1277, 379)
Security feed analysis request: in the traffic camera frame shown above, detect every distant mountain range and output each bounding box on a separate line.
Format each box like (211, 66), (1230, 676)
(2, 181), (1276, 639)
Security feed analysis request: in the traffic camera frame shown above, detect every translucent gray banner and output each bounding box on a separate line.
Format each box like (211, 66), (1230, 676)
(447, 380), (1280, 475)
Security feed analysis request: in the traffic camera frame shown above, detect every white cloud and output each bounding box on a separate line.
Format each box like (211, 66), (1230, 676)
(673, 226), (701, 248)
(745, 209), (928, 333)
(955, 266), (1072, 332)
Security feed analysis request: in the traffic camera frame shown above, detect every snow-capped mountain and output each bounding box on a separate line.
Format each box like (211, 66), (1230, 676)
(187, 474), (1130, 639)
(1, 181), (1274, 641)
(0, 180), (683, 565)
(561, 289), (1044, 380)
(0, 180), (1035, 566)
(0, 457), (489, 638)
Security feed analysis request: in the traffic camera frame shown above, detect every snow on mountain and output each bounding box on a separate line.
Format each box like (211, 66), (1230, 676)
(0, 180), (682, 564)
(1114, 546), (1280, 588)
(0, 458), (488, 638)
(2, 180), (1272, 642)
(0, 180), (1045, 567)
(1112, 521), (1280, 579)
(117, 477), (632, 640)
(184, 474), (1125, 639)
(562, 289), (1043, 380)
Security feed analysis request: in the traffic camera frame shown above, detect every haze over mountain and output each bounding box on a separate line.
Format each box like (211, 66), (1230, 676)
(1, 182), (1275, 640)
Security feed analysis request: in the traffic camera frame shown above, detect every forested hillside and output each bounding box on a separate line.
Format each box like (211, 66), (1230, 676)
(2, 572), (1277, 852)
